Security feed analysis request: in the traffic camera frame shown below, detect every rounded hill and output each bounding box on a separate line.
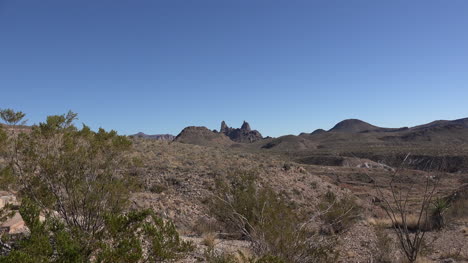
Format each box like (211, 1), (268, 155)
(329, 119), (379, 133)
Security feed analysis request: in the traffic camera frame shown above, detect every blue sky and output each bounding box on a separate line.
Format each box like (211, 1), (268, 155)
(1, 0), (467, 137)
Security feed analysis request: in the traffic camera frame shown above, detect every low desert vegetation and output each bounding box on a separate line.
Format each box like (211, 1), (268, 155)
(209, 170), (338, 263)
(0, 109), (192, 262)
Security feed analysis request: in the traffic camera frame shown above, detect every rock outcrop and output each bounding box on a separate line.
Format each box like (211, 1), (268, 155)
(0, 192), (18, 209)
(220, 121), (229, 134)
(219, 121), (263, 143)
(0, 212), (25, 234)
(240, 121), (251, 131)
(0, 192), (25, 235)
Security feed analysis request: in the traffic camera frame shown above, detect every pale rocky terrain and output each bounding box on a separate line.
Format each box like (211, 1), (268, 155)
(127, 139), (468, 262)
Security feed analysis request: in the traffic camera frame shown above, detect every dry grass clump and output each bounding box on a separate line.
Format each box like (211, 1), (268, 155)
(149, 183), (167, 193)
(202, 232), (217, 248)
(368, 212), (453, 233)
(368, 214), (431, 231)
(445, 191), (468, 222)
(193, 217), (220, 236)
(318, 191), (361, 234)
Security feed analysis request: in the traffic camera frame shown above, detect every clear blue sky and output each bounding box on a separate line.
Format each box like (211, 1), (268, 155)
(1, 0), (467, 137)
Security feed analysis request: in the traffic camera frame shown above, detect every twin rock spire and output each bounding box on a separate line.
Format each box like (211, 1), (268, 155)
(219, 121), (261, 143)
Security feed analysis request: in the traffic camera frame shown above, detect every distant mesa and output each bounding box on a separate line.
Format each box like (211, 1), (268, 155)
(130, 132), (175, 141)
(219, 121), (263, 143)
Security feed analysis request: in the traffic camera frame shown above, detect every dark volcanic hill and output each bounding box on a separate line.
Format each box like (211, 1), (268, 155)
(130, 132), (175, 141)
(328, 119), (381, 133)
(220, 121), (263, 143)
(174, 126), (233, 147)
(328, 119), (407, 133)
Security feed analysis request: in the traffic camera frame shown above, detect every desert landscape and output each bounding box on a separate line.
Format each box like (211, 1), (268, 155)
(1, 114), (467, 262)
(1, 1), (467, 262)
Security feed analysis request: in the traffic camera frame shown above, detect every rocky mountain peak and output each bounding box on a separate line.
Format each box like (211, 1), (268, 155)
(220, 121), (229, 133)
(219, 121), (262, 143)
(241, 121), (251, 131)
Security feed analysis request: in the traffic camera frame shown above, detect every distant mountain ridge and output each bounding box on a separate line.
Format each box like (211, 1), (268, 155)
(323, 117), (468, 136)
(173, 117), (468, 149)
(254, 117), (468, 153)
(248, 117), (468, 172)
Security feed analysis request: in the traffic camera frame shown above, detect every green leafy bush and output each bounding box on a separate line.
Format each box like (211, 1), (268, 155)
(0, 110), (193, 262)
(1, 200), (193, 263)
